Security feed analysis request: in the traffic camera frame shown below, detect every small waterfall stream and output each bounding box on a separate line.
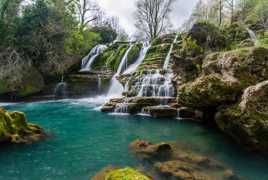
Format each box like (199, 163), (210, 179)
(106, 45), (134, 98)
(246, 28), (258, 46)
(54, 75), (67, 98)
(123, 44), (150, 75)
(80, 45), (107, 72)
(163, 34), (179, 70)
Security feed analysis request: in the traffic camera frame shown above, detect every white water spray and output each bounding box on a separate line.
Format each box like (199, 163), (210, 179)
(80, 45), (107, 72)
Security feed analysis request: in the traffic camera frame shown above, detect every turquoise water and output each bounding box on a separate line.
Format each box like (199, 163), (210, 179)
(1, 100), (268, 180)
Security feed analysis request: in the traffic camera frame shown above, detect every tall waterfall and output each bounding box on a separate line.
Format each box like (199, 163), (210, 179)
(246, 28), (258, 46)
(107, 45), (134, 98)
(80, 45), (107, 72)
(163, 34), (179, 70)
(123, 44), (150, 75)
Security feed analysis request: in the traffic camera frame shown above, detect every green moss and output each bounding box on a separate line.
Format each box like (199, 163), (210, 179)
(0, 108), (45, 144)
(105, 167), (151, 180)
(125, 43), (142, 67)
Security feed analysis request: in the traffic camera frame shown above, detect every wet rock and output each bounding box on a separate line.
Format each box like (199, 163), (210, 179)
(216, 80), (268, 151)
(115, 103), (141, 114)
(101, 104), (115, 113)
(128, 97), (175, 107)
(0, 108), (46, 144)
(143, 106), (178, 118)
(92, 166), (151, 180)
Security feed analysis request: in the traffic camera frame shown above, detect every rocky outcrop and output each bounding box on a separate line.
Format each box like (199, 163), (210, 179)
(0, 108), (46, 144)
(202, 47), (268, 89)
(130, 140), (240, 180)
(177, 74), (240, 109)
(216, 80), (268, 151)
(92, 166), (151, 180)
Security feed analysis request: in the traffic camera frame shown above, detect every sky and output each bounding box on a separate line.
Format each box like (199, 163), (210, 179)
(96, 0), (199, 36)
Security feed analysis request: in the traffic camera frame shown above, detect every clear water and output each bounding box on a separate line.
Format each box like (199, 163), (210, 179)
(1, 100), (268, 180)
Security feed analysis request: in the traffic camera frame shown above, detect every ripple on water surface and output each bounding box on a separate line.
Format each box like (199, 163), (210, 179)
(1, 100), (268, 180)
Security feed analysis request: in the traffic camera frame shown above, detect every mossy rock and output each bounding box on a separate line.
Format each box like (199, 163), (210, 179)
(177, 74), (240, 109)
(216, 80), (268, 151)
(0, 108), (46, 144)
(202, 47), (268, 89)
(105, 167), (151, 180)
(92, 166), (151, 180)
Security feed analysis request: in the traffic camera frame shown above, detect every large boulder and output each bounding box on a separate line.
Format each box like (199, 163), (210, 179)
(177, 74), (240, 109)
(0, 108), (46, 144)
(216, 80), (268, 151)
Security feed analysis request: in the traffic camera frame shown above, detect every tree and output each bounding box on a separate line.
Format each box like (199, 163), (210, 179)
(135, 0), (176, 41)
(70, 0), (101, 31)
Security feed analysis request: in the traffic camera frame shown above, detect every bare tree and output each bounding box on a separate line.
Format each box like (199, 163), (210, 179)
(135, 0), (176, 41)
(69, 0), (101, 31)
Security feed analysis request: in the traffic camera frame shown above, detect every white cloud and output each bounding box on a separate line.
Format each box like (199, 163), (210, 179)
(96, 0), (198, 35)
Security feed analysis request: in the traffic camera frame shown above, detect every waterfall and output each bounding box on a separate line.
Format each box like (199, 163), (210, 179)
(80, 45), (107, 72)
(123, 44), (151, 75)
(163, 34), (179, 70)
(54, 75), (67, 98)
(106, 45), (134, 98)
(246, 28), (258, 46)
(136, 70), (175, 98)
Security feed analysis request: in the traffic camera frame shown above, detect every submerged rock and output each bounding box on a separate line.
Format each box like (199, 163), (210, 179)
(130, 140), (240, 180)
(216, 80), (268, 151)
(144, 106), (178, 118)
(92, 166), (151, 180)
(0, 108), (46, 144)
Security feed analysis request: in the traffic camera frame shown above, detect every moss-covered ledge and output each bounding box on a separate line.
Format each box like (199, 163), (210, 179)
(0, 108), (46, 144)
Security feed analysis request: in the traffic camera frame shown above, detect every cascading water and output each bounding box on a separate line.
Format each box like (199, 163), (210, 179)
(80, 45), (107, 72)
(246, 28), (258, 46)
(123, 44), (151, 75)
(163, 34), (179, 70)
(106, 45), (134, 98)
(135, 70), (175, 97)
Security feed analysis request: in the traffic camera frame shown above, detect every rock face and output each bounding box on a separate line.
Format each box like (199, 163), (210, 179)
(178, 74), (240, 109)
(130, 140), (239, 180)
(216, 81), (268, 151)
(0, 63), (45, 98)
(0, 108), (46, 144)
(92, 167), (151, 180)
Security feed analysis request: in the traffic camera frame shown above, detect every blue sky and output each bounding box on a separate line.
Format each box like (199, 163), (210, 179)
(96, 0), (198, 35)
